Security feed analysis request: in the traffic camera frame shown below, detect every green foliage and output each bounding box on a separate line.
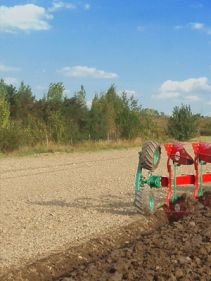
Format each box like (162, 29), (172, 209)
(139, 108), (168, 140)
(198, 116), (211, 136)
(47, 111), (66, 143)
(14, 82), (35, 124)
(0, 78), (208, 153)
(0, 122), (26, 152)
(0, 95), (10, 128)
(104, 85), (122, 140)
(62, 85), (90, 143)
(168, 104), (199, 141)
(0, 80), (10, 128)
(90, 95), (107, 140)
(116, 92), (141, 139)
(47, 82), (65, 103)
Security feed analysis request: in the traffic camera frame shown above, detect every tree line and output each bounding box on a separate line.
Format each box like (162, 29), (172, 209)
(0, 79), (210, 152)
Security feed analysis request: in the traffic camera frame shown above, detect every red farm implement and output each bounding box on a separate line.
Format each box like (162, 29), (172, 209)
(134, 141), (211, 218)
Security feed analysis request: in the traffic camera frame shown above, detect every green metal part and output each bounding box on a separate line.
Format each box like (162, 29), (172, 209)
(135, 161), (141, 192)
(135, 161), (161, 191)
(171, 163), (178, 203)
(198, 161), (205, 197)
(153, 148), (160, 166)
(134, 160), (161, 213)
(147, 175), (161, 188)
(149, 193), (155, 212)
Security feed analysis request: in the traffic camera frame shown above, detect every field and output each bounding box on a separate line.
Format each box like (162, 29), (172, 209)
(57, 200), (211, 281)
(0, 145), (211, 280)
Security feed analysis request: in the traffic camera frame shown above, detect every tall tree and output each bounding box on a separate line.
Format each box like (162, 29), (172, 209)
(89, 95), (107, 140)
(14, 82), (35, 124)
(168, 104), (199, 140)
(116, 92), (141, 139)
(104, 85), (123, 140)
(0, 95), (10, 128)
(61, 85), (89, 142)
(47, 82), (65, 103)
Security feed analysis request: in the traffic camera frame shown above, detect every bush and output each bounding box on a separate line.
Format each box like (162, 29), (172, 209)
(0, 122), (29, 152)
(167, 104), (199, 141)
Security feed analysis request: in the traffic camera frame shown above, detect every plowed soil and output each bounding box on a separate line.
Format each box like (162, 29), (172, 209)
(57, 193), (211, 281)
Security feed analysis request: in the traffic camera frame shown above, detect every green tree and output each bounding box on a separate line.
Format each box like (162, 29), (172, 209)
(89, 85), (123, 140)
(198, 116), (211, 136)
(39, 82), (66, 143)
(89, 95), (107, 140)
(0, 95), (10, 128)
(62, 86), (89, 142)
(139, 108), (167, 140)
(0, 79), (18, 119)
(0, 80), (10, 128)
(116, 92), (141, 139)
(47, 82), (65, 103)
(14, 82), (35, 124)
(168, 104), (199, 141)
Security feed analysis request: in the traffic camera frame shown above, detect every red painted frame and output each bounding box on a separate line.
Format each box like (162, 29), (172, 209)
(161, 173), (211, 187)
(162, 142), (211, 206)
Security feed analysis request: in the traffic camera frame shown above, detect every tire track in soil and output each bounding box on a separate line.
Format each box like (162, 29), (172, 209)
(0, 156), (134, 180)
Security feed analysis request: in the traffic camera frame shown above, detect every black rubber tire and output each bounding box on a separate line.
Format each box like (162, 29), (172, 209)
(134, 187), (155, 215)
(139, 141), (161, 171)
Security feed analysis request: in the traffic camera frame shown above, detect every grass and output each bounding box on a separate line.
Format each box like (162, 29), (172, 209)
(1, 136), (210, 159)
(4, 138), (143, 158)
(190, 136), (211, 142)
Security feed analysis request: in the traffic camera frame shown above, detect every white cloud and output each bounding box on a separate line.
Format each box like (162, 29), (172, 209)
(48, 1), (76, 12)
(59, 65), (118, 79)
(155, 91), (181, 99)
(160, 77), (211, 93)
(174, 22), (211, 35)
(0, 63), (20, 72)
(185, 95), (201, 102)
(208, 100), (211, 105)
(190, 22), (204, 30)
(3, 77), (18, 85)
(154, 77), (211, 102)
(0, 4), (53, 32)
(84, 4), (91, 11)
(189, 22), (211, 34)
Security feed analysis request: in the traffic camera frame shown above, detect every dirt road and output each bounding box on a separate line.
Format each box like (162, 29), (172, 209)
(0, 148), (142, 276)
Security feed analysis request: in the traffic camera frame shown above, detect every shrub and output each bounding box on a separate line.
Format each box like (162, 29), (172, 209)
(0, 122), (28, 152)
(168, 104), (199, 141)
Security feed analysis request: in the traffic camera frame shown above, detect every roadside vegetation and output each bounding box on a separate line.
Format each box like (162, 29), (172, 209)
(0, 79), (210, 155)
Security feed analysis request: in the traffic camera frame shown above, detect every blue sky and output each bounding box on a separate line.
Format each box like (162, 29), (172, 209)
(0, 0), (211, 115)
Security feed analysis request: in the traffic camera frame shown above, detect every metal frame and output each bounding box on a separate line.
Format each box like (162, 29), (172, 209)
(162, 142), (211, 206)
(135, 141), (211, 209)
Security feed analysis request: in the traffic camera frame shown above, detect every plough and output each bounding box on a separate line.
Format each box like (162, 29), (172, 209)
(134, 141), (211, 217)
